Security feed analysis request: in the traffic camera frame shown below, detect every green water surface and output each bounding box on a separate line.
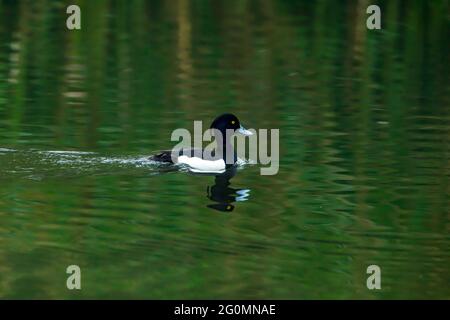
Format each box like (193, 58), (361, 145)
(0, 0), (449, 299)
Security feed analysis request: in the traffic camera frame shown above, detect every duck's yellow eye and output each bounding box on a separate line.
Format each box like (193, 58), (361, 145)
(231, 120), (235, 124)
(226, 205), (231, 210)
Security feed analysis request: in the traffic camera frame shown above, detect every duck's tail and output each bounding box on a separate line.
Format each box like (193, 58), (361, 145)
(149, 150), (174, 163)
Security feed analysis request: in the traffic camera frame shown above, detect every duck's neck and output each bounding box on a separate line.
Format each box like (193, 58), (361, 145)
(219, 136), (236, 165)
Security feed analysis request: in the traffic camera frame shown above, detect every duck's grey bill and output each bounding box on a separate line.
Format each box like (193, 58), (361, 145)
(238, 125), (253, 136)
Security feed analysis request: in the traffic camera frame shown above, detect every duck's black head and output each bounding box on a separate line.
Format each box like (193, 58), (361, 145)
(210, 113), (253, 137)
(209, 113), (253, 165)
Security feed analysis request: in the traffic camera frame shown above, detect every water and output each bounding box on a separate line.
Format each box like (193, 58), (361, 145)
(0, 0), (449, 299)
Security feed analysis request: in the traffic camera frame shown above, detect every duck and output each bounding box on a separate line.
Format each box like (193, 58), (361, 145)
(150, 113), (253, 173)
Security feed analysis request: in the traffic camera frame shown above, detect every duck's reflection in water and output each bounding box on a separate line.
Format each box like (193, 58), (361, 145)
(205, 167), (251, 212)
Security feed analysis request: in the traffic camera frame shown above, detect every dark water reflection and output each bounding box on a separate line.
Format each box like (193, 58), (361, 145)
(206, 168), (251, 212)
(0, 0), (449, 299)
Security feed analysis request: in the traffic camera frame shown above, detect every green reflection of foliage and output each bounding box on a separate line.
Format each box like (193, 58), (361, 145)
(0, 0), (448, 299)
